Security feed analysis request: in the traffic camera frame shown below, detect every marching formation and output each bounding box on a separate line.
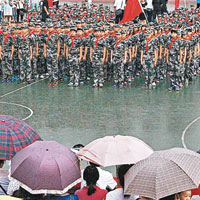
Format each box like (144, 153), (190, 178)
(0, 4), (200, 91)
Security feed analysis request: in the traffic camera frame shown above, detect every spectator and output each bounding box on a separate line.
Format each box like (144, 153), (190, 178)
(114, 0), (126, 24)
(75, 166), (108, 200)
(13, 187), (44, 200)
(160, 0), (167, 13)
(177, 191), (192, 200)
(0, 0), (4, 22)
(31, 0), (39, 11)
(4, 0), (12, 22)
(106, 164), (137, 200)
(81, 162), (117, 191)
(16, 0), (24, 22)
(12, 0), (17, 22)
(152, 0), (161, 19)
(0, 160), (9, 195)
(197, 0), (200, 8)
(41, 0), (49, 22)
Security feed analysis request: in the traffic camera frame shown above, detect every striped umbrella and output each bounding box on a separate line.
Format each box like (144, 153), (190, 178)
(124, 148), (200, 200)
(0, 115), (41, 160)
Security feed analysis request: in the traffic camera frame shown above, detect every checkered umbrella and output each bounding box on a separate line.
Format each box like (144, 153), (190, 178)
(124, 148), (200, 200)
(0, 115), (42, 160)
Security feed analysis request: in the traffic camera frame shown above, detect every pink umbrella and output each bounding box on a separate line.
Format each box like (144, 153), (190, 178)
(77, 135), (153, 167)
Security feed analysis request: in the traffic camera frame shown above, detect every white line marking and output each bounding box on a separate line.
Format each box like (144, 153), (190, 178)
(182, 116), (200, 149)
(0, 102), (33, 121)
(0, 78), (47, 98)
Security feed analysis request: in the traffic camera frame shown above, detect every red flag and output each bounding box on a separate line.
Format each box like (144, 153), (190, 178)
(175, 0), (179, 10)
(120, 0), (143, 24)
(48, 0), (53, 8)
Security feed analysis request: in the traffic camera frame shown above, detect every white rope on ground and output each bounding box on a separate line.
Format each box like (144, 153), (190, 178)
(0, 78), (48, 98)
(0, 102), (33, 121)
(181, 116), (200, 149)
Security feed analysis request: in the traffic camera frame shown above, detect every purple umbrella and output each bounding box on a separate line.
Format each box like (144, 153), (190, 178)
(0, 115), (41, 160)
(11, 141), (81, 194)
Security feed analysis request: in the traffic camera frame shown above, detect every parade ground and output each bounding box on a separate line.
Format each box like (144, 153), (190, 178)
(0, 77), (200, 155)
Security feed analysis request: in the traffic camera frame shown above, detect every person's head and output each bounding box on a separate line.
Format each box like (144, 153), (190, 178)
(171, 30), (177, 38)
(0, 160), (5, 168)
(73, 144), (84, 149)
(13, 187), (44, 200)
(83, 166), (99, 196)
(177, 190), (191, 200)
(159, 194), (176, 200)
(117, 164), (133, 189)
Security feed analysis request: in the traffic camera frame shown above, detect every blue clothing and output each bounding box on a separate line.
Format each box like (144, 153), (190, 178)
(46, 194), (79, 200)
(197, 0), (200, 4)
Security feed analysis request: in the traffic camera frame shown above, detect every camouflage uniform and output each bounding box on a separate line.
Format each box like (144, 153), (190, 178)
(91, 35), (105, 85)
(112, 35), (127, 86)
(167, 37), (180, 89)
(19, 32), (32, 82)
(142, 34), (158, 88)
(1, 33), (14, 81)
(46, 31), (59, 83)
(67, 35), (82, 86)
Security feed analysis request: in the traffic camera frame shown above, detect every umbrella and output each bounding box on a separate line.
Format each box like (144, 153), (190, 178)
(124, 148), (200, 200)
(11, 141), (81, 194)
(0, 197), (22, 200)
(0, 115), (41, 160)
(77, 135), (153, 167)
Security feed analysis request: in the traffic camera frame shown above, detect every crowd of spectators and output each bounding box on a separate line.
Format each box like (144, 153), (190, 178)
(0, 144), (199, 200)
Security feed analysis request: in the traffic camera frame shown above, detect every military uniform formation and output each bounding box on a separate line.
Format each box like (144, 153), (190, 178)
(0, 4), (200, 91)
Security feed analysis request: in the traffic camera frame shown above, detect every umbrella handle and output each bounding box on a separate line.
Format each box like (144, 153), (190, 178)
(0, 184), (7, 195)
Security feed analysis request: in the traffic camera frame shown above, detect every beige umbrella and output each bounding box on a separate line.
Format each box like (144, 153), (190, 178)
(124, 148), (200, 200)
(77, 135), (153, 167)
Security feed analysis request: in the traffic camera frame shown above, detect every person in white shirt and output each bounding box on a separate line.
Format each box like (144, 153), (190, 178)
(114, 0), (126, 24)
(31, 0), (39, 11)
(106, 164), (139, 200)
(81, 162), (117, 191)
(0, 160), (10, 195)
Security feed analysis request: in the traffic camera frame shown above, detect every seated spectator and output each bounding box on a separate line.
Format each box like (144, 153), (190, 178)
(106, 164), (139, 200)
(81, 162), (117, 191)
(75, 165), (108, 200)
(0, 160), (10, 195)
(177, 191), (192, 200)
(13, 187), (44, 200)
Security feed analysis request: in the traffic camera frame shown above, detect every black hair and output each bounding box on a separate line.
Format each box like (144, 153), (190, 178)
(197, 150), (200, 154)
(83, 166), (99, 196)
(73, 144), (84, 149)
(89, 162), (100, 167)
(13, 187), (44, 200)
(0, 160), (5, 166)
(160, 194), (176, 200)
(117, 164), (133, 188)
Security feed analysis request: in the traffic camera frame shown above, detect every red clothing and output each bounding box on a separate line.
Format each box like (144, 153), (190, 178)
(192, 185), (200, 196)
(75, 186), (107, 200)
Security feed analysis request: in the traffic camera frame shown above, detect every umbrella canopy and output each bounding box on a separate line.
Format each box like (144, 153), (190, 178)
(77, 135), (153, 167)
(11, 141), (81, 194)
(124, 148), (200, 200)
(0, 196), (22, 200)
(0, 115), (41, 160)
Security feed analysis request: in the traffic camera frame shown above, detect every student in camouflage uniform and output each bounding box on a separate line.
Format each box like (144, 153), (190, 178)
(35, 23), (46, 78)
(56, 23), (66, 81)
(166, 29), (182, 91)
(90, 27), (106, 88)
(44, 23), (60, 87)
(66, 27), (83, 87)
(18, 26), (33, 83)
(141, 30), (158, 89)
(111, 30), (128, 89)
(0, 27), (14, 82)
